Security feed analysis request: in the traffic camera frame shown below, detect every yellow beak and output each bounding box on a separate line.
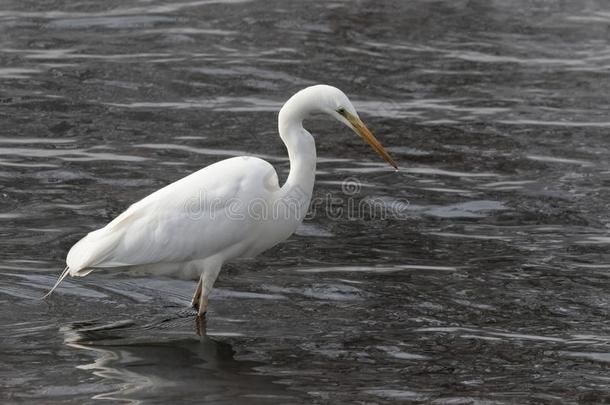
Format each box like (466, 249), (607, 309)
(344, 112), (398, 170)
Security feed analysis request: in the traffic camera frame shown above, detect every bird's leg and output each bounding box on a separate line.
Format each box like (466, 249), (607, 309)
(197, 295), (209, 317)
(196, 264), (222, 317)
(191, 277), (202, 309)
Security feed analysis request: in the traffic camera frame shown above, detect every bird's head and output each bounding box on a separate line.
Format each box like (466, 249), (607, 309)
(282, 84), (397, 170)
(327, 88), (397, 170)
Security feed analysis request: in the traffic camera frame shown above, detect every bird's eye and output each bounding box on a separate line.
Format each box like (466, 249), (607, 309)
(336, 107), (347, 116)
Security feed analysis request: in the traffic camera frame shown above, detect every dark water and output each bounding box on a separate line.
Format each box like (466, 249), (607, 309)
(1, 0), (610, 403)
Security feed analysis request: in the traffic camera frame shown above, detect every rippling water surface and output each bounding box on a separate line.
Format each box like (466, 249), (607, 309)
(1, 0), (610, 403)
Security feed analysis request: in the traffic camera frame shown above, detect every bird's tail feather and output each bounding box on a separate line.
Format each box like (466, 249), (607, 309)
(42, 266), (71, 299)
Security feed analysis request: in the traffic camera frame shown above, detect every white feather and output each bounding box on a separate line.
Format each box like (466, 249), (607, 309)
(65, 156), (290, 276)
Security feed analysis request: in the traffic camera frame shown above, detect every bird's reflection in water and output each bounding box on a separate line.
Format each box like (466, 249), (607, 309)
(60, 315), (297, 404)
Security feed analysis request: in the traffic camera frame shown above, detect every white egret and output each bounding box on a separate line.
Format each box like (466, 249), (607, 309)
(45, 85), (397, 315)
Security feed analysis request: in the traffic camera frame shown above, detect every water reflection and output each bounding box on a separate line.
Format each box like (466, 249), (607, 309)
(60, 318), (299, 404)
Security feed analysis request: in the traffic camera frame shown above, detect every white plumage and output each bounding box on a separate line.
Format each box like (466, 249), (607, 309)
(46, 85), (397, 315)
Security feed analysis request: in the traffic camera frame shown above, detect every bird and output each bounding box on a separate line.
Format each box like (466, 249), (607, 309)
(44, 84), (397, 316)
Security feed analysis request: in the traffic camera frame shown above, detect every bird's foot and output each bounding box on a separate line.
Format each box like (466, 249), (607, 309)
(195, 315), (207, 336)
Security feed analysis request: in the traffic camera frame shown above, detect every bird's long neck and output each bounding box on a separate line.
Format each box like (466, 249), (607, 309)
(278, 100), (317, 219)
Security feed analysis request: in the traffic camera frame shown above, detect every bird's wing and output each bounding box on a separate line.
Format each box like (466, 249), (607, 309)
(66, 156), (279, 273)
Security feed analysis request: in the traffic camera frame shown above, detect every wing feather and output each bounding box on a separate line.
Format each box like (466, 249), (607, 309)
(66, 157), (278, 274)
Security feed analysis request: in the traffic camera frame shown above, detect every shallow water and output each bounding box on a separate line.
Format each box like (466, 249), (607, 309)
(1, 0), (610, 403)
